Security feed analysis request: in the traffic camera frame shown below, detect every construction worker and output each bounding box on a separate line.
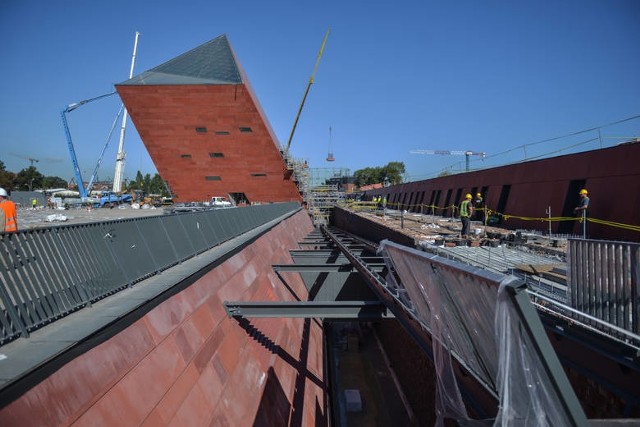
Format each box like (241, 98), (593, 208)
(0, 188), (18, 233)
(474, 192), (484, 221)
(574, 189), (590, 238)
(460, 193), (473, 239)
(32, 198), (37, 210)
(574, 189), (590, 215)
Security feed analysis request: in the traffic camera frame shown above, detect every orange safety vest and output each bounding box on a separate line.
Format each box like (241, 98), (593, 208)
(0, 199), (18, 232)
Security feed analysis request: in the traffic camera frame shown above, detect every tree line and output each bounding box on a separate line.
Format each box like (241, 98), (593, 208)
(1, 157), (404, 195)
(0, 160), (170, 196)
(353, 161), (405, 187)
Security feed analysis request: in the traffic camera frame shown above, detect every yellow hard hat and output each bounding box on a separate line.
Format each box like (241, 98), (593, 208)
(476, 193), (481, 196)
(579, 189), (588, 195)
(465, 193), (472, 199)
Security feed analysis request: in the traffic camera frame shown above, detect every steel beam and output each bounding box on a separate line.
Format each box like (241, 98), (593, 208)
(223, 300), (395, 319)
(273, 263), (354, 273)
(273, 264), (385, 273)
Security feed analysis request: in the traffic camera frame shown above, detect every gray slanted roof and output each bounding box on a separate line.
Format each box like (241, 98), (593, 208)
(119, 34), (243, 85)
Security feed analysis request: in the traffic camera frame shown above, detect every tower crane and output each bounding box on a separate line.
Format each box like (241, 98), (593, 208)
(10, 154), (40, 167)
(410, 150), (486, 172)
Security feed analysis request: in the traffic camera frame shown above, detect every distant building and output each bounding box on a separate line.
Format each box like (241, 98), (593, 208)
(359, 183), (384, 191)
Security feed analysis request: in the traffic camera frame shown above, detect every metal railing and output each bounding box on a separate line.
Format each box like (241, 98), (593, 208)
(0, 203), (299, 345)
(567, 238), (640, 336)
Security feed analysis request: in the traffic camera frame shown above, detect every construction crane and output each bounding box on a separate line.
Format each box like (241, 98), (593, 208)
(10, 154), (40, 167)
(283, 28), (330, 159)
(410, 150), (486, 172)
(113, 31), (141, 193)
(61, 91), (120, 199)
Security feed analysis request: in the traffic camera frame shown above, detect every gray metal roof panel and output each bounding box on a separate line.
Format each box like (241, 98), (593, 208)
(119, 34), (242, 86)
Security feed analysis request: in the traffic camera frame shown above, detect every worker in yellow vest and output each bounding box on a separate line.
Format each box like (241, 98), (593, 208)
(459, 193), (473, 238)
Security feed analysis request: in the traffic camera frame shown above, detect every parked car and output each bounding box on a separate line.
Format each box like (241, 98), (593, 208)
(209, 196), (232, 208)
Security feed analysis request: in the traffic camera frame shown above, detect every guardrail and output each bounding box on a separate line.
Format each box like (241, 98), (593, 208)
(0, 203), (299, 345)
(567, 238), (640, 335)
(372, 239), (587, 426)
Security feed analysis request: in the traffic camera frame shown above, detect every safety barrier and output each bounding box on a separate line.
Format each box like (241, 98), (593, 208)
(567, 238), (640, 336)
(342, 200), (640, 234)
(377, 240), (587, 426)
(0, 203), (300, 345)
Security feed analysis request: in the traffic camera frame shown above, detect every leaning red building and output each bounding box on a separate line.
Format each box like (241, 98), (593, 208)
(116, 35), (302, 204)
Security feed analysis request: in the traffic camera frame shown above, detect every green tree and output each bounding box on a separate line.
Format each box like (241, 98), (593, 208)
(43, 176), (68, 189)
(14, 166), (44, 191)
(149, 174), (167, 195)
(0, 160), (16, 190)
(135, 171), (144, 189)
(354, 167), (378, 186)
(381, 161), (405, 185)
(124, 171), (169, 196)
(143, 173), (151, 193)
(354, 162), (405, 187)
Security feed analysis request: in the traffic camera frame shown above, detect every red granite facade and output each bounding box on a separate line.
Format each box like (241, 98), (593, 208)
(117, 84), (302, 204)
(0, 210), (324, 426)
(365, 141), (640, 242)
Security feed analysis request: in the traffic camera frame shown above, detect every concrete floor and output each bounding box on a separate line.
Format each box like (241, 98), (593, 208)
(330, 322), (413, 426)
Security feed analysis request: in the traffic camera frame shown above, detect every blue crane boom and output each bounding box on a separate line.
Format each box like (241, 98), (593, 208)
(61, 91), (117, 199)
(86, 105), (124, 193)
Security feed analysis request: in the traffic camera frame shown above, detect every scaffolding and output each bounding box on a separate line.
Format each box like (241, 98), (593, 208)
(286, 157), (310, 196)
(306, 167), (351, 188)
(305, 184), (344, 226)
(280, 156), (352, 225)
(302, 168), (351, 226)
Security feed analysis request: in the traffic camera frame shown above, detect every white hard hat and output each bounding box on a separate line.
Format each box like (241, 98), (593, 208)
(0, 188), (7, 197)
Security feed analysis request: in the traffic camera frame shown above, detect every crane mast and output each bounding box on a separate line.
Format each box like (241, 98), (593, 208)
(113, 31), (140, 193)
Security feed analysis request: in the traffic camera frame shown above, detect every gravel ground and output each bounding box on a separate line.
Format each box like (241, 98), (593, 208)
(16, 204), (167, 231)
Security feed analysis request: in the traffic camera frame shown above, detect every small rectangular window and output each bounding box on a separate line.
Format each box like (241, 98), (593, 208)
(251, 173), (267, 177)
(215, 131), (230, 135)
(205, 176), (221, 181)
(195, 127), (207, 133)
(209, 152), (224, 158)
(180, 154), (192, 158)
(239, 127), (252, 133)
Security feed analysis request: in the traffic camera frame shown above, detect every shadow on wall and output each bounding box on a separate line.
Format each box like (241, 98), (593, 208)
(236, 318), (326, 425)
(253, 367), (291, 427)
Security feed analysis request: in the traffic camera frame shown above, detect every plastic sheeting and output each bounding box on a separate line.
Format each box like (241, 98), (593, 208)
(378, 240), (582, 426)
(494, 282), (574, 426)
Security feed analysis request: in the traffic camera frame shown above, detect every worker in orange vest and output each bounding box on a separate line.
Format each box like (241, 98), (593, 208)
(0, 188), (18, 233)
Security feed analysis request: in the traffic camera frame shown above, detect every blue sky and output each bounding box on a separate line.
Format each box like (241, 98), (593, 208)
(1, 0), (639, 184)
